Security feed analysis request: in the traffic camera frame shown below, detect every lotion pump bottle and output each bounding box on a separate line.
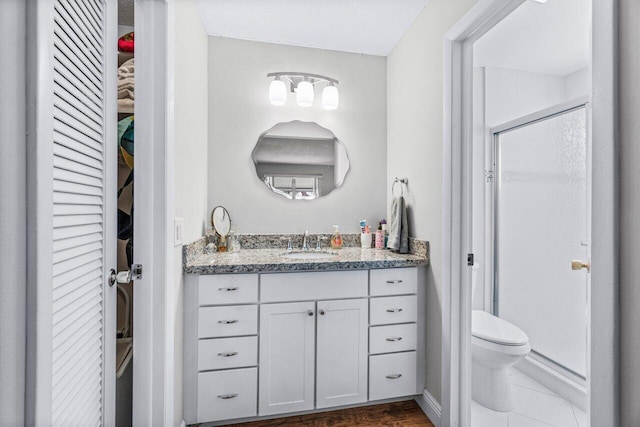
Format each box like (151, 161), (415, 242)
(331, 225), (343, 249)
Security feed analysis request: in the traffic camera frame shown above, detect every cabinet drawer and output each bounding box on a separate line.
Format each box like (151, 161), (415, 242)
(198, 336), (257, 371)
(369, 323), (417, 354)
(261, 270), (367, 302)
(370, 295), (417, 325)
(199, 274), (258, 305)
(197, 368), (257, 422)
(370, 268), (417, 296)
(199, 305), (258, 338)
(369, 352), (417, 400)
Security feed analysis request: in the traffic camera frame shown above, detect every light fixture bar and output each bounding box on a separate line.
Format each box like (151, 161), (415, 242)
(267, 72), (339, 86)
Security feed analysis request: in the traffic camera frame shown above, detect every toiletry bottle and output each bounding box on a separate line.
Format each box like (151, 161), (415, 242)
(218, 235), (227, 252)
(331, 225), (343, 249)
(381, 219), (388, 248)
(375, 222), (384, 249)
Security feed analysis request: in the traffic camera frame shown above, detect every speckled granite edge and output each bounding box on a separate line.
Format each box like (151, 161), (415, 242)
(409, 238), (429, 259)
(183, 237), (207, 266)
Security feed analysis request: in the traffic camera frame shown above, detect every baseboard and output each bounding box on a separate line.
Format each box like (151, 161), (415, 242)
(515, 355), (587, 411)
(415, 389), (441, 427)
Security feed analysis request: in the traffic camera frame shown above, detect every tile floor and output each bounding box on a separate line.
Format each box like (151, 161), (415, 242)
(471, 368), (587, 427)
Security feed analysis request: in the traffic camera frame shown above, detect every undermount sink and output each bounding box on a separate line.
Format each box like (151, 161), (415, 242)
(280, 251), (339, 260)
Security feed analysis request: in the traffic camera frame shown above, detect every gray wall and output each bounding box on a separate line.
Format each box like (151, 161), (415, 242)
(386, 0), (477, 403)
(0, 0), (26, 425)
(173, 0), (210, 425)
(207, 37), (387, 234)
(619, 1), (640, 424)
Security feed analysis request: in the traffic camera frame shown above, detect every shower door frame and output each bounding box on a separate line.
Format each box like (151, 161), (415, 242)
(442, 0), (619, 426)
(490, 97), (591, 383)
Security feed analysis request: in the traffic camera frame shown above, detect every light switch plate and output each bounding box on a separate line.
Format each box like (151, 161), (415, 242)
(174, 218), (184, 246)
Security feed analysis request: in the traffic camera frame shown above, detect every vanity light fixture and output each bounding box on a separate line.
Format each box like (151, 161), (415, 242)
(267, 72), (339, 110)
(269, 76), (288, 106)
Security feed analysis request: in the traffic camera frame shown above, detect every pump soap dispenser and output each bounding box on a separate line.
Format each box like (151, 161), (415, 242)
(331, 225), (343, 249)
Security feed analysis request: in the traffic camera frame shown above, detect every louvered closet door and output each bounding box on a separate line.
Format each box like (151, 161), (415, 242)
(31, 0), (117, 425)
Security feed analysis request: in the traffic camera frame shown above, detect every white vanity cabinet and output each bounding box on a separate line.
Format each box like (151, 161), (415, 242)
(258, 301), (317, 415)
(184, 267), (422, 425)
(368, 268), (419, 401)
(184, 274), (259, 424)
(259, 271), (369, 416)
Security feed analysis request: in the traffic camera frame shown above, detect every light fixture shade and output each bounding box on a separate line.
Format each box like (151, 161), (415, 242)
(296, 80), (314, 107)
(269, 79), (287, 106)
(322, 85), (339, 110)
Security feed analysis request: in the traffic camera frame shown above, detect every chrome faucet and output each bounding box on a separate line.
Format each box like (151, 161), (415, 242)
(302, 230), (310, 251)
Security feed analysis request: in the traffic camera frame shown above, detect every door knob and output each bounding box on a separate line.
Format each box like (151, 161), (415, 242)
(571, 260), (590, 272)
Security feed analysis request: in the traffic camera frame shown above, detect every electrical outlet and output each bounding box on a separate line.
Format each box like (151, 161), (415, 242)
(174, 218), (184, 246)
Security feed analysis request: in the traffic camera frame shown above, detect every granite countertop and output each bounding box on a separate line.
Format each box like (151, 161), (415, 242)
(184, 247), (428, 274)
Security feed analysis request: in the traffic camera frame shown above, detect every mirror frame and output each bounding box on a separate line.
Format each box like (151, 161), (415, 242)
(210, 206), (231, 236)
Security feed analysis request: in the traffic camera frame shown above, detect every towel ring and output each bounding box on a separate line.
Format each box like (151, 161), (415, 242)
(392, 177), (407, 197)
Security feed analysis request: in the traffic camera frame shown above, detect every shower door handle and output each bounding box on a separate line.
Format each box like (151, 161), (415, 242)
(571, 259), (590, 272)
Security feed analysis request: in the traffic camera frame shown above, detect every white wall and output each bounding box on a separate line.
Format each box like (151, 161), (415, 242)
(620, 0), (640, 424)
(0, 1), (26, 424)
(208, 37), (387, 234)
(173, 1), (209, 424)
(386, 0), (477, 404)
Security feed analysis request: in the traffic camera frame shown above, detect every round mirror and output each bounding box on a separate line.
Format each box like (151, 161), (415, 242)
(211, 206), (231, 236)
(252, 121), (350, 200)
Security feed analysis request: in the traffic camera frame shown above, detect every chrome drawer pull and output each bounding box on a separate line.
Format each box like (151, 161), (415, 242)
(386, 374), (402, 380)
(218, 287), (239, 292)
(386, 337), (403, 342)
(217, 320), (239, 324)
(386, 308), (403, 313)
(217, 393), (238, 399)
(386, 280), (404, 284)
(217, 352), (238, 357)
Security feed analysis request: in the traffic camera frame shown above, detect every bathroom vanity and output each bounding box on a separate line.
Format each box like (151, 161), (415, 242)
(183, 241), (428, 425)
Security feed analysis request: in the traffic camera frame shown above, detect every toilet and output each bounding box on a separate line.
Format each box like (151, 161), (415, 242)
(471, 264), (530, 412)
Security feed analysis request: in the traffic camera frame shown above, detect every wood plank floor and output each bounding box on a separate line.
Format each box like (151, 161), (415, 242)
(221, 401), (435, 427)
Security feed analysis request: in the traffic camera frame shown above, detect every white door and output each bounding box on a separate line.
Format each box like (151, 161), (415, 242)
(316, 298), (368, 409)
(259, 302), (316, 416)
(28, 0), (117, 425)
(492, 103), (590, 379)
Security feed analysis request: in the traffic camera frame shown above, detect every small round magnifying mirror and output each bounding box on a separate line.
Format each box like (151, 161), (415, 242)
(211, 206), (231, 236)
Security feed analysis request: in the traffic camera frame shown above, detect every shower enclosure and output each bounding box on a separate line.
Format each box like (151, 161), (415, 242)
(492, 100), (590, 380)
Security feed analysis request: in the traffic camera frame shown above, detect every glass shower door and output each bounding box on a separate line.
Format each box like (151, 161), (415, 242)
(493, 104), (589, 378)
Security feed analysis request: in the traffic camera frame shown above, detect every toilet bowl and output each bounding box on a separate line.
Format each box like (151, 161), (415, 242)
(472, 310), (530, 411)
(470, 264), (530, 412)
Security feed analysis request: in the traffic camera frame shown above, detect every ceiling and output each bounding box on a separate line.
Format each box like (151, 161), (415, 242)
(195, 0), (429, 57)
(474, 0), (591, 76)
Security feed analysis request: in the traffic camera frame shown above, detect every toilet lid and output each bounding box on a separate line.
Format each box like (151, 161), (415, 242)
(472, 310), (529, 346)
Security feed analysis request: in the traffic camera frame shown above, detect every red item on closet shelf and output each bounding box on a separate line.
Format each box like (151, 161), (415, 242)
(118, 32), (134, 52)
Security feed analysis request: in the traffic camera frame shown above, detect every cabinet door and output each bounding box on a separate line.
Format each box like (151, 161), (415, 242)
(259, 302), (316, 416)
(316, 299), (368, 409)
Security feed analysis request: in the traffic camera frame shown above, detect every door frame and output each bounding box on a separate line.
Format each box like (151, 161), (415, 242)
(133, 0), (177, 425)
(441, 0), (619, 426)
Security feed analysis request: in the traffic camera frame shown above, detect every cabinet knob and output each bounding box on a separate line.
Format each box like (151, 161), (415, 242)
(217, 352), (238, 358)
(217, 393), (238, 399)
(307, 310), (314, 317)
(319, 309), (325, 316)
(217, 320), (239, 324)
(385, 374), (402, 380)
(218, 287), (239, 292)
(386, 280), (403, 284)
(385, 337), (403, 342)
(386, 308), (403, 313)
